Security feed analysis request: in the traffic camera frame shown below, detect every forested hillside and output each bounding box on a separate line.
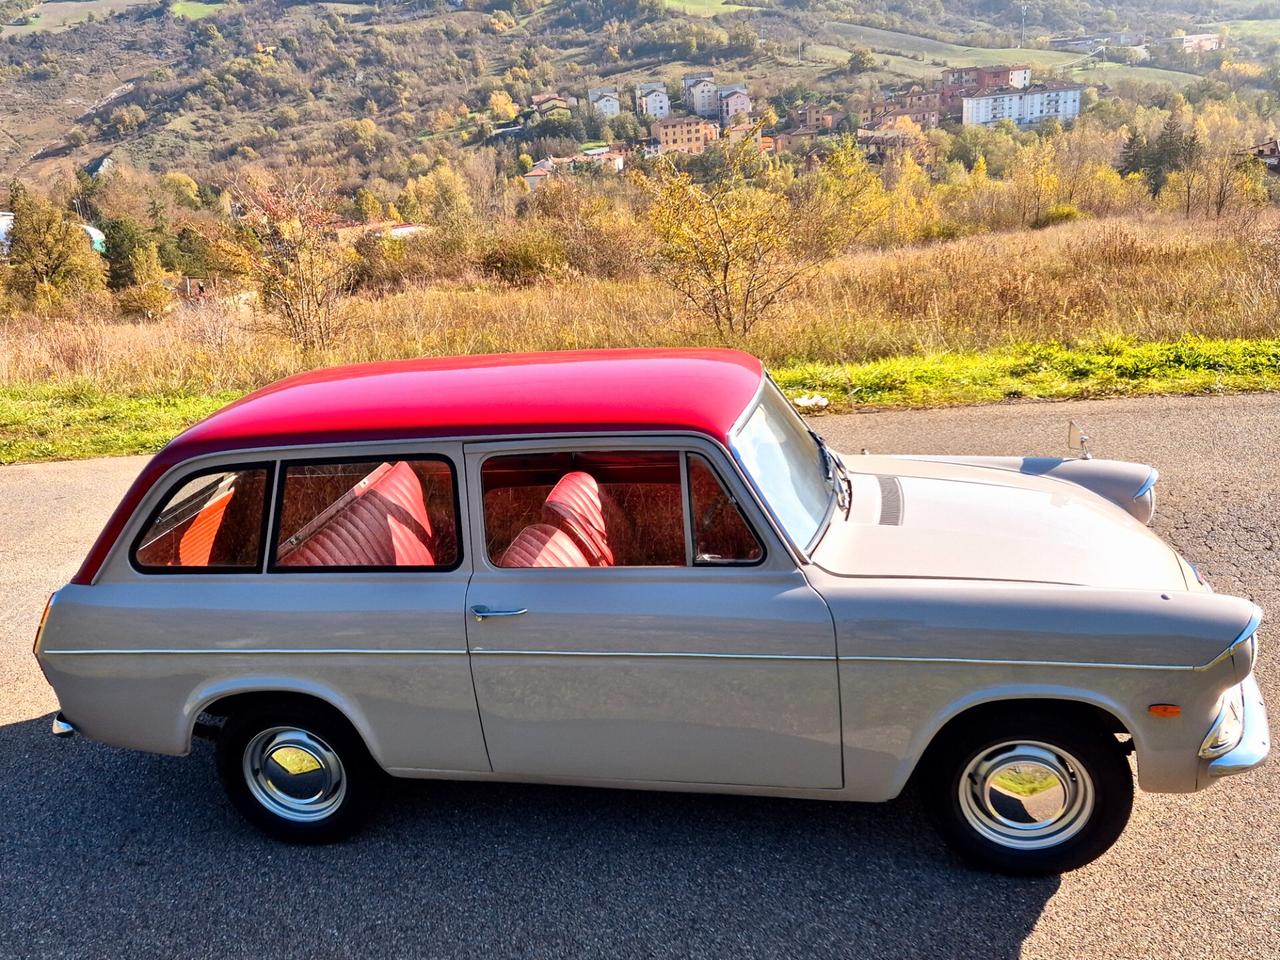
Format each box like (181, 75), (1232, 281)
(2, 0), (1277, 187)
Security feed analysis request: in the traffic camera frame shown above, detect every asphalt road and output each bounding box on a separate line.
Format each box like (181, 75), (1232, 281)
(1, 394), (1276, 960)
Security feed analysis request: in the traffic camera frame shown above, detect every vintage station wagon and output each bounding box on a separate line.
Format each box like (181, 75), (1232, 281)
(34, 349), (1268, 874)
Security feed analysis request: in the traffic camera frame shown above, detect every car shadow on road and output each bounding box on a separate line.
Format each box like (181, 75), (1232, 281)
(0, 715), (1059, 960)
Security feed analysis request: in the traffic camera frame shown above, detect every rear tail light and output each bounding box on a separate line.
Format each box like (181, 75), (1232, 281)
(33, 593), (54, 655)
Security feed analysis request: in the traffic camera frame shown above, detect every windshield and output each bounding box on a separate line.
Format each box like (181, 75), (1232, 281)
(732, 382), (833, 551)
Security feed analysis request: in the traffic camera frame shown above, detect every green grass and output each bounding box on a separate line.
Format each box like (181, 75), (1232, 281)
(169, 0), (225, 19)
(823, 22), (1197, 87)
(1213, 19), (1280, 40)
(771, 337), (1280, 411)
(663, 0), (746, 16)
(1, 0), (151, 34)
(0, 386), (236, 464)
(2, 338), (1278, 463)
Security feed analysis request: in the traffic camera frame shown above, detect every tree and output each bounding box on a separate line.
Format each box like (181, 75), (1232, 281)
(117, 241), (174, 318)
(846, 48), (878, 75)
(227, 174), (359, 351)
(645, 133), (885, 338)
(4, 181), (105, 303)
(488, 90), (519, 123)
(354, 187), (384, 222)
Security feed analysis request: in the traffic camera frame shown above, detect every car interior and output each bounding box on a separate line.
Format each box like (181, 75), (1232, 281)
(482, 450), (762, 568)
(275, 459), (457, 568)
(133, 450), (761, 571)
(133, 468), (268, 569)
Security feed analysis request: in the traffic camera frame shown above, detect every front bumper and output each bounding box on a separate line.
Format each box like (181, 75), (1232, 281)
(1207, 674), (1270, 778)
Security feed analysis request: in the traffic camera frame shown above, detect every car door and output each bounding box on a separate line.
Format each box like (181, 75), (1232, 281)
(462, 435), (842, 789)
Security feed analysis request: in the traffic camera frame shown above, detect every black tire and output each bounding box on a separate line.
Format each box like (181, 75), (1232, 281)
(216, 701), (376, 843)
(919, 708), (1134, 876)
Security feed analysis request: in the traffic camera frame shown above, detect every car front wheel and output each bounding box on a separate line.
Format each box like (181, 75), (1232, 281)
(921, 710), (1134, 875)
(216, 703), (375, 843)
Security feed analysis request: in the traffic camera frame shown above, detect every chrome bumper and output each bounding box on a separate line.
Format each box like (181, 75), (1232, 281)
(1208, 675), (1270, 778)
(51, 712), (75, 737)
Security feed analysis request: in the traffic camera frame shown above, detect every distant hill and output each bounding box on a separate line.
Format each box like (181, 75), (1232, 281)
(0, 0), (1254, 187)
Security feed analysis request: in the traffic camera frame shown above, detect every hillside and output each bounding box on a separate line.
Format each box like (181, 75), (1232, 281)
(0, 0), (1263, 188)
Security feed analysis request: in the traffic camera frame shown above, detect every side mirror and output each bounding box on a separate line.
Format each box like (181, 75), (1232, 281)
(1067, 420), (1092, 460)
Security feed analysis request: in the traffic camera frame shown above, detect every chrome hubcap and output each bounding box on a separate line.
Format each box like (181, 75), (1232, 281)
(243, 727), (346, 823)
(958, 740), (1094, 850)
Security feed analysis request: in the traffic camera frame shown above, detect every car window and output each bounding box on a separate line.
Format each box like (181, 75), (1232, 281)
(733, 382), (831, 550)
(687, 453), (764, 565)
(133, 466), (270, 571)
(481, 451), (688, 567)
(481, 450), (764, 569)
(273, 458), (459, 570)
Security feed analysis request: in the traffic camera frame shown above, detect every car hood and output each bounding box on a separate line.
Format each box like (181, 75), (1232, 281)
(811, 455), (1188, 591)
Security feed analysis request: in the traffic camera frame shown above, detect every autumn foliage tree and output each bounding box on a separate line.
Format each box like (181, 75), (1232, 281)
(228, 173), (358, 350)
(4, 181), (105, 305)
(645, 134), (886, 337)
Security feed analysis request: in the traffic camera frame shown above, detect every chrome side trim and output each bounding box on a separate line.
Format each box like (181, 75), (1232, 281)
(837, 655), (1194, 671)
(470, 649), (833, 661)
(42, 648), (469, 656)
(1133, 468), (1159, 500)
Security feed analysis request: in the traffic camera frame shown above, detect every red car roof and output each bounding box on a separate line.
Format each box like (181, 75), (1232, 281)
(71, 348), (765, 583)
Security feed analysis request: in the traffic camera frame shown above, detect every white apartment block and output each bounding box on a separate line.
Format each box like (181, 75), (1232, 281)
(588, 86), (621, 118)
(718, 86), (751, 125)
(961, 84), (1083, 127)
(682, 73), (718, 118)
(635, 81), (670, 119)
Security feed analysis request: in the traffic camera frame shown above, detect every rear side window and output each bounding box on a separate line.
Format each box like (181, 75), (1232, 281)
(133, 466), (270, 571)
(272, 458), (459, 571)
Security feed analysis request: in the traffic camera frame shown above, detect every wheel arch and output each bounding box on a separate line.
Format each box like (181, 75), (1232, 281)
(895, 690), (1138, 797)
(186, 680), (384, 766)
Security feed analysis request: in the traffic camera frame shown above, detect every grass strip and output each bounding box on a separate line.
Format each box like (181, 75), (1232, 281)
(1, 337), (1277, 463)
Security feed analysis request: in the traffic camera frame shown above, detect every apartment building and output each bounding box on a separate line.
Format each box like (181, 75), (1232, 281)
(682, 73), (718, 118)
(941, 65), (1032, 90)
(718, 85), (752, 125)
(587, 86), (621, 118)
(651, 115), (719, 155)
(961, 83), (1083, 127)
(635, 81), (670, 119)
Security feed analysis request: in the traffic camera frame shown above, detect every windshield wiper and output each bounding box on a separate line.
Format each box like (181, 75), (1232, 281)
(811, 430), (850, 514)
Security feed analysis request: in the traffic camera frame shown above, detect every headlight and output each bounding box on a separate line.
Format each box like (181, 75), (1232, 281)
(1200, 685), (1247, 759)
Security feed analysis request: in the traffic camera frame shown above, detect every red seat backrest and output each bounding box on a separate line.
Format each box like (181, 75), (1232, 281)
(542, 471), (614, 566)
(500, 523), (590, 568)
(178, 488), (235, 566)
(278, 461), (435, 567)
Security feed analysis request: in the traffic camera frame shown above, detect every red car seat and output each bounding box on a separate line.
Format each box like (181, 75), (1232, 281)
(277, 461), (434, 567)
(542, 471), (614, 566)
(177, 487), (235, 566)
(500, 523), (591, 568)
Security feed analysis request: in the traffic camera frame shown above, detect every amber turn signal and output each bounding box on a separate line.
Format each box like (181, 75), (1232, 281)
(1148, 704), (1182, 718)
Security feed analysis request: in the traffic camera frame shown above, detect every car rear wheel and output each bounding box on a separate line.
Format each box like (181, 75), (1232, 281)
(921, 710), (1134, 875)
(216, 703), (375, 843)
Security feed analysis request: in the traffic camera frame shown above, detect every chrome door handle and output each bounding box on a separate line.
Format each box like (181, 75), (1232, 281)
(470, 605), (529, 622)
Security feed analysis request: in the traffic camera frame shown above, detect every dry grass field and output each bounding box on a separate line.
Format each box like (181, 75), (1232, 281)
(3, 213), (1279, 461)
